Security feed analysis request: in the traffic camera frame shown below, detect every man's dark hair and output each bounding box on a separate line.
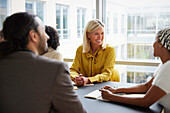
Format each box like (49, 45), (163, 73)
(0, 12), (39, 57)
(45, 25), (60, 50)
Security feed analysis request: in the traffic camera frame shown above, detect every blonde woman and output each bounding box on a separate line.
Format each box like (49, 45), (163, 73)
(70, 19), (120, 86)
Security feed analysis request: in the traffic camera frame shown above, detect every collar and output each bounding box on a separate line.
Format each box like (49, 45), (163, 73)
(48, 47), (55, 52)
(20, 48), (34, 53)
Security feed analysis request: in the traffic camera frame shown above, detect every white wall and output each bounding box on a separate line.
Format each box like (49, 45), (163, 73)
(10, 0), (25, 14)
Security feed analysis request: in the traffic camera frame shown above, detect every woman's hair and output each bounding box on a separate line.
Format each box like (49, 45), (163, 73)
(83, 19), (104, 53)
(156, 27), (170, 52)
(0, 12), (39, 57)
(45, 25), (60, 50)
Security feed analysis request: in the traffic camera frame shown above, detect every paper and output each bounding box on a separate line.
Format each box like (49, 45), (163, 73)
(72, 81), (76, 85)
(84, 90), (108, 101)
(85, 90), (101, 99)
(74, 86), (78, 90)
(84, 90), (145, 100)
(84, 83), (94, 86)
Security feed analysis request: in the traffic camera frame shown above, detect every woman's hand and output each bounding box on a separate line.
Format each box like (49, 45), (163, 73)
(83, 77), (90, 85)
(75, 74), (90, 86)
(101, 85), (117, 93)
(99, 89), (113, 100)
(75, 74), (84, 86)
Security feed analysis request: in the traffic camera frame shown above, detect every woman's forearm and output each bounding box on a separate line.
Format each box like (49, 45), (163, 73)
(108, 94), (149, 107)
(115, 77), (154, 94)
(115, 84), (148, 94)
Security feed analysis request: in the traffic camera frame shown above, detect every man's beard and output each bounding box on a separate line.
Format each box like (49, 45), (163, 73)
(37, 34), (48, 55)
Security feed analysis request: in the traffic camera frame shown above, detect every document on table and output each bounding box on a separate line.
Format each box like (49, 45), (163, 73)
(84, 90), (108, 101)
(85, 90), (102, 99)
(72, 81), (76, 85)
(84, 90), (145, 101)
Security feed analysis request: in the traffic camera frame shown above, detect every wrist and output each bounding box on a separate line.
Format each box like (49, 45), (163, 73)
(115, 88), (118, 93)
(87, 78), (91, 83)
(84, 77), (90, 84)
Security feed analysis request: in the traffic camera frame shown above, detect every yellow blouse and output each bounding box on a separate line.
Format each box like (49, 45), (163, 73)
(70, 44), (120, 83)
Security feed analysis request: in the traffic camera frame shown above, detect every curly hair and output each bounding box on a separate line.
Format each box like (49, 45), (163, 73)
(45, 25), (60, 50)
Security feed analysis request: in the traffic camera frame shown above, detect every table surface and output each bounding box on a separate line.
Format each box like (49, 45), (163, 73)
(75, 81), (163, 113)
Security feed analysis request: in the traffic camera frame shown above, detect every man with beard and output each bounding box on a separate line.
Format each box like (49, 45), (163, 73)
(0, 12), (86, 113)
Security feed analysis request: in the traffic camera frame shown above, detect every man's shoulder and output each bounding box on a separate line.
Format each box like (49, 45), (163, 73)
(31, 53), (69, 74)
(36, 54), (66, 67)
(17, 51), (66, 68)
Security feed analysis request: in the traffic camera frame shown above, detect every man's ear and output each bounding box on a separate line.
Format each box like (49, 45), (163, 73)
(29, 30), (38, 43)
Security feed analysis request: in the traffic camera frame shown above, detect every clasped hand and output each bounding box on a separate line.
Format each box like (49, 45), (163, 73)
(74, 74), (90, 86)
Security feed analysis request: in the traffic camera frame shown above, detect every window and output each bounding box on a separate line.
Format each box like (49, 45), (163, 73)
(56, 4), (69, 40)
(77, 8), (86, 38)
(0, 0), (8, 29)
(158, 13), (170, 29)
(105, 0), (170, 84)
(55, 0), (95, 59)
(127, 43), (154, 59)
(127, 71), (154, 84)
(106, 12), (110, 34)
(113, 13), (118, 34)
(92, 9), (96, 19)
(128, 14), (157, 34)
(121, 14), (125, 34)
(121, 44), (124, 59)
(114, 46), (118, 58)
(25, 1), (44, 22)
(36, 2), (44, 22)
(25, 1), (33, 13)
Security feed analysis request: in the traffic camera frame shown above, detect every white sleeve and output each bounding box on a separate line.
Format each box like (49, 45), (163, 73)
(152, 61), (170, 94)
